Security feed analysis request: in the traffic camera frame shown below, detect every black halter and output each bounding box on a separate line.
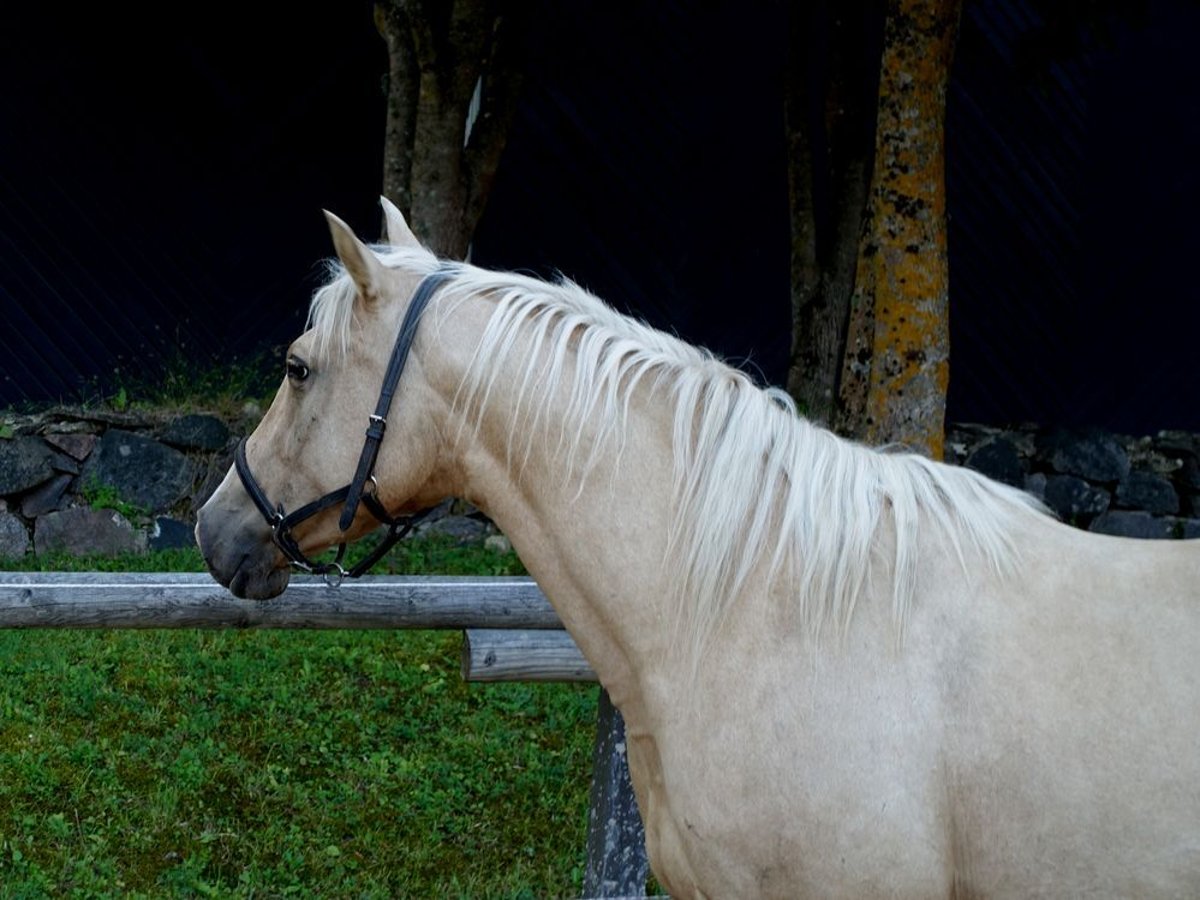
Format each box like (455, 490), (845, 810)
(234, 268), (455, 584)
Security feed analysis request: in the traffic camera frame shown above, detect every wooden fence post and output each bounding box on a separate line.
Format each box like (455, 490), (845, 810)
(583, 687), (649, 898)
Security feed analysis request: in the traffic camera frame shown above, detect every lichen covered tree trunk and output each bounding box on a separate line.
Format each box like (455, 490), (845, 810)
(837, 0), (960, 459)
(375, 0), (523, 259)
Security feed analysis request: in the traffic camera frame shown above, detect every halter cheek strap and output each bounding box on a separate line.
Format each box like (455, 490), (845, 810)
(234, 267), (455, 583)
(338, 268), (453, 531)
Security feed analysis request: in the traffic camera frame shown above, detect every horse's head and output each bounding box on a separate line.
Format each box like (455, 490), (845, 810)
(196, 201), (454, 599)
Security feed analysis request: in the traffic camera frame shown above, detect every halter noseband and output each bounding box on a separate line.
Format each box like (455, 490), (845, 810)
(234, 268), (454, 585)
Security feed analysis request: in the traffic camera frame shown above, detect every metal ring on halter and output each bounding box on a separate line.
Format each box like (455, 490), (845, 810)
(322, 563), (347, 588)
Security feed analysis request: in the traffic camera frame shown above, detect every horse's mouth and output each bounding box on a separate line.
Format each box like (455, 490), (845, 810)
(196, 517), (292, 600)
(224, 558), (291, 600)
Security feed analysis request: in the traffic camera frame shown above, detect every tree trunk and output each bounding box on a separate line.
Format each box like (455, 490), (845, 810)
(837, 0), (961, 459)
(374, 0), (524, 259)
(784, 2), (884, 426)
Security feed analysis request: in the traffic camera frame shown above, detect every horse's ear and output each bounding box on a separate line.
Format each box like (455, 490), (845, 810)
(380, 196), (419, 248)
(324, 210), (387, 306)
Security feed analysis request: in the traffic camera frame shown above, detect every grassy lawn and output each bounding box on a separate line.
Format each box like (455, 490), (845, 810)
(0, 539), (600, 898)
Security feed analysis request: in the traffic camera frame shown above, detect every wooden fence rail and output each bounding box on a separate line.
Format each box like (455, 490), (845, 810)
(0, 572), (647, 898)
(0, 573), (560, 629)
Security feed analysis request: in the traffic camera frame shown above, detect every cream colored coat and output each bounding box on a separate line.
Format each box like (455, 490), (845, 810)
(197, 203), (1200, 898)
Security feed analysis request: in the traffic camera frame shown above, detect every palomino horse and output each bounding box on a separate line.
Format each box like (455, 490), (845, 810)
(197, 200), (1200, 898)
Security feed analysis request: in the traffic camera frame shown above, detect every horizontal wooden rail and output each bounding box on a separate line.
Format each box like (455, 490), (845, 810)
(462, 628), (596, 682)
(0, 573), (562, 630)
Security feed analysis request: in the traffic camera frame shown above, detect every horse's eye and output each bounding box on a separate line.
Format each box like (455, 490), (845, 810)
(286, 358), (310, 382)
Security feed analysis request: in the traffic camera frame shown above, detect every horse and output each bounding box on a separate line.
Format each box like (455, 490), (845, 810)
(196, 199), (1200, 898)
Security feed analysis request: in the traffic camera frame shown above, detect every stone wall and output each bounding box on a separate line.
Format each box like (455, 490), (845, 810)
(0, 408), (237, 558)
(947, 424), (1200, 539)
(0, 409), (1197, 561)
(0, 407), (500, 560)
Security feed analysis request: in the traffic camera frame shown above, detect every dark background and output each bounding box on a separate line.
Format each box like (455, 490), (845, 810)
(1, 1), (1197, 432)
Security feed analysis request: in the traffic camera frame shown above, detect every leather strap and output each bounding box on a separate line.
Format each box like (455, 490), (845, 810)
(338, 268), (455, 531)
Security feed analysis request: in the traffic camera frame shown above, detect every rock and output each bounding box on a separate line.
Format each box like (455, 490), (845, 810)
(1089, 510), (1171, 540)
(36, 419), (99, 436)
(1003, 425), (1039, 460)
(1155, 431), (1197, 458)
(190, 453), (235, 514)
(1088, 512), (1199, 540)
(82, 430), (195, 514)
(1180, 457), (1200, 492)
(43, 432), (97, 461)
(944, 440), (970, 467)
(160, 414), (231, 451)
(964, 437), (1025, 488)
(0, 436), (58, 495)
(449, 498), (483, 517)
(418, 514), (490, 544)
(484, 534), (513, 555)
(150, 516), (196, 551)
(35, 507), (147, 556)
(425, 498), (456, 518)
(49, 451), (81, 476)
(1126, 435), (1183, 477)
(20, 473), (74, 518)
(1115, 470), (1179, 515)
(944, 424), (999, 466)
(0, 511), (30, 558)
(1023, 472), (1047, 502)
(1036, 427), (1130, 483)
(1042, 475), (1110, 523)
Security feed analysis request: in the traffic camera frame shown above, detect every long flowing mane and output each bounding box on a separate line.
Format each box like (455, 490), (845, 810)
(310, 248), (1044, 656)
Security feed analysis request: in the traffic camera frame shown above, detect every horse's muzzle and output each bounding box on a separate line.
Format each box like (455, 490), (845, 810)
(195, 505), (291, 600)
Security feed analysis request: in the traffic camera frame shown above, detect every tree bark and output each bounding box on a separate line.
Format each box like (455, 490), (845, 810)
(375, 0), (524, 259)
(837, 0), (961, 459)
(785, 2), (884, 426)
(378, 2), (420, 219)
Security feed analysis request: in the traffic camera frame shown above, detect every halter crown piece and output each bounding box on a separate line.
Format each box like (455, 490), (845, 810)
(235, 268), (455, 585)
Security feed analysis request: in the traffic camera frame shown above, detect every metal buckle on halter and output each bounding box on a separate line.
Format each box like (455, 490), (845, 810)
(366, 414), (387, 440)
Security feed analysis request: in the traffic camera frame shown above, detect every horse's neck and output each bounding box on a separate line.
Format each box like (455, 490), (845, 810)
(427, 293), (679, 703)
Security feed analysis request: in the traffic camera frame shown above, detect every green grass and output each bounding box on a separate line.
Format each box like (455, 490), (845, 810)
(78, 476), (151, 524)
(0, 531), (529, 580)
(0, 537), (600, 898)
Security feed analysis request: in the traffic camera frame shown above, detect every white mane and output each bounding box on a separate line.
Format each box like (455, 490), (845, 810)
(310, 250), (1044, 656)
